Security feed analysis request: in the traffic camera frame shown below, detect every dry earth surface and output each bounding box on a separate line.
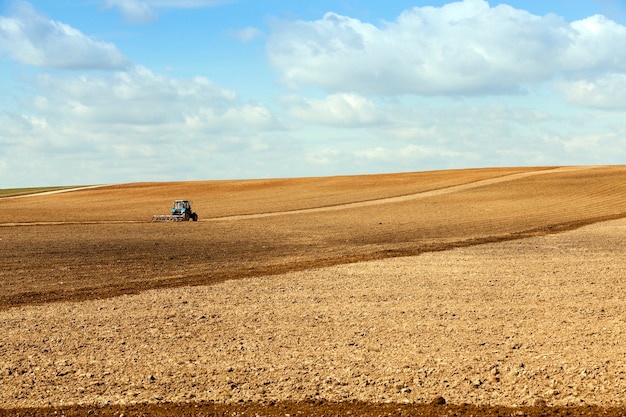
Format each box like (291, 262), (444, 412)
(1, 165), (626, 416)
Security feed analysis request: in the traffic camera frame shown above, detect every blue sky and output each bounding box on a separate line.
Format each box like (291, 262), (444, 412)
(1, 0), (626, 187)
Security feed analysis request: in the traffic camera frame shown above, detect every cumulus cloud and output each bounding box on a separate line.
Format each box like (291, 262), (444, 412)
(0, 1), (129, 69)
(563, 15), (626, 72)
(31, 66), (253, 127)
(0, 66), (283, 186)
(21, 66), (282, 157)
(554, 74), (626, 109)
(283, 93), (382, 126)
(267, 0), (626, 97)
(103, 0), (229, 24)
(184, 104), (278, 133)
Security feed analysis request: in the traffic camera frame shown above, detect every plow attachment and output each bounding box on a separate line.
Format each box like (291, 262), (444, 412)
(152, 214), (186, 222)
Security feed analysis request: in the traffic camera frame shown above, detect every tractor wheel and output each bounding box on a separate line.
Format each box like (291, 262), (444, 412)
(192, 213), (198, 222)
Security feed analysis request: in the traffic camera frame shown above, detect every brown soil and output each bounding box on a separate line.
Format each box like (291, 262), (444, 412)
(1, 165), (626, 416)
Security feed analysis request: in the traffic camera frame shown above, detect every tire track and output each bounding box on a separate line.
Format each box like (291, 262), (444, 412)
(208, 166), (597, 221)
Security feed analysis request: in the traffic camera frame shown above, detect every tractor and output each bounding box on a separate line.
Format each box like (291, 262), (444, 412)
(152, 200), (198, 222)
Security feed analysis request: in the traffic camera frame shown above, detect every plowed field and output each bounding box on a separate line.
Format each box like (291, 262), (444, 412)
(1, 165), (626, 416)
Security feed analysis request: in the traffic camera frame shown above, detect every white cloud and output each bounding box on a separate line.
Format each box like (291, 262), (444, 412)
(267, 0), (626, 96)
(304, 147), (341, 166)
(0, 66), (284, 186)
(148, 0), (229, 6)
(554, 74), (626, 109)
(563, 15), (626, 72)
(227, 27), (263, 42)
(103, 0), (157, 24)
(184, 104), (279, 132)
(0, 1), (129, 69)
(26, 65), (284, 141)
(103, 0), (230, 24)
(354, 144), (465, 162)
(283, 93), (382, 126)
(32, 66), (238, 125)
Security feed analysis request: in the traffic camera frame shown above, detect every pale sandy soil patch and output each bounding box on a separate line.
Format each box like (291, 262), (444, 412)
(1, 218), (625, 408)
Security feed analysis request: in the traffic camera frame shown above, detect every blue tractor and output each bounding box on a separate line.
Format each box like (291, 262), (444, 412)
(153, 200), (198, 222)
(170, 200), (198, 221)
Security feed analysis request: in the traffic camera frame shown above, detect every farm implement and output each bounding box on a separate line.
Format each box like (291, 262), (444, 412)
(152, 200), (198, 222)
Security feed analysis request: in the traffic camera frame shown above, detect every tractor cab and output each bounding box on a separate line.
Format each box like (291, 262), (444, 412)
(171, 200), (191, 214)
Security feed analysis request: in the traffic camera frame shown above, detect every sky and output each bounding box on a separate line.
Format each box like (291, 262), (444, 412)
(1, 0), (626, 187)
